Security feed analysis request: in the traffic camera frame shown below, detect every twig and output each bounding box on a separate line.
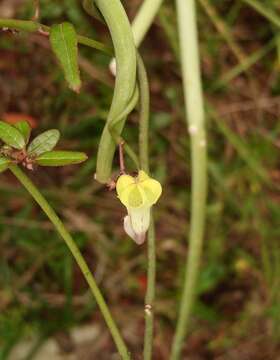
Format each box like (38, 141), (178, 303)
(32, 0), (40, 21)
(0, 18), (112, 55)
(131, 0), (164, 47)
(118, 141), (126, 174)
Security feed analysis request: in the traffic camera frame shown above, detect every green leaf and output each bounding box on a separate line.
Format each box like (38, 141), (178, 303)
(14, 121), (31, 144)
(36, 151), (88, 166)
(50, 22), (81, 93)
(27, 129), (60, 157)
(0, 156), (11, 173)
(0, 121), (25, 150)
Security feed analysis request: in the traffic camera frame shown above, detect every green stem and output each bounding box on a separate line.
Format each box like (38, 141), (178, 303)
(108, 85), (140, 170)
(94, 0), (137, 184)
(171, 0), (207, 359)
(0, 19), (111, 54)
(143, 219), (155, 360)
(137, 54), (155, 359)
(131, 0), (164, 47)
(138, 55), (150, 173)
(9, 164), (130, 360)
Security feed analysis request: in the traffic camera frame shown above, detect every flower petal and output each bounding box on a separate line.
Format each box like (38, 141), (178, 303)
(128, 206), (150, 240)
(127, 185), (145, 207)
(123, 215), (146, 245)
(137, 170), (150, 182)
(118, 185), (145, 208)
(116, 174), (134, 196)
(141, 179), (162, 205)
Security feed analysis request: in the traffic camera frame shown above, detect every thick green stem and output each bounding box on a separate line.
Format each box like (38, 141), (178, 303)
(131, 0), (164, 47)
(170, 0), (207, 359)
(9, 164), (130, 360)
(94, 0), (137, 183)
(0, 19), (111, 54)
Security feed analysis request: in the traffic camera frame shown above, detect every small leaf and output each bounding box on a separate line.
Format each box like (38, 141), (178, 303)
(50, 22), (81, 92)
(36, 151), (88, 166)
(27, 129), (60, 156)
(14, 120), (31, 144)
(0, 156), (11, 173)
(0, 121), (25, 150)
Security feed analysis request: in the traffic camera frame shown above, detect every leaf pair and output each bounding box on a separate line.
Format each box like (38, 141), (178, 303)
(0, 120), (59, 155)
(0, 120), (87, 171)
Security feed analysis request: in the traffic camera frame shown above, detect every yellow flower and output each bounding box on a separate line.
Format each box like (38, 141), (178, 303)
(116, 170), (162, 244)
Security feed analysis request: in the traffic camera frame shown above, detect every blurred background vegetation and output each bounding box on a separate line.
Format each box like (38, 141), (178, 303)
(0, 0), (280, 359)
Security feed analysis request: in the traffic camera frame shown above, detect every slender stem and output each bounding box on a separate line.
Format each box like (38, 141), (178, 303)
(137, 54), (155, 359)
(138, 55), (150, 173)
(131, 0), (167, 353)
(171, 0), (207, 359)
(32, 0), (40, 21)
(131, 0), (164, 47)
(108, 85), (140, 170)
(94, 0), (137, 184)
(143, 219), (155, 360)
(0, 18), (112, 55)
(9, 164), (130, 360)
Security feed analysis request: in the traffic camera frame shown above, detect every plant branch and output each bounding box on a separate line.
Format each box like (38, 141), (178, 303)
(131, 0), (164, 47)
(0, 18), (112, 55)
(143, 218), (155, 360)
(108, 85), (140, 170)
(137, 54), (155, 360)
(9, 164), (130, 360)
(138, 55), (150, 173)
(170, 0), (207, 359)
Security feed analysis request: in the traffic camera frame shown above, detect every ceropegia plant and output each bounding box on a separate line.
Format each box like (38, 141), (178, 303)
(0, 120), (87, 171)
(0, 0), (168, 359)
